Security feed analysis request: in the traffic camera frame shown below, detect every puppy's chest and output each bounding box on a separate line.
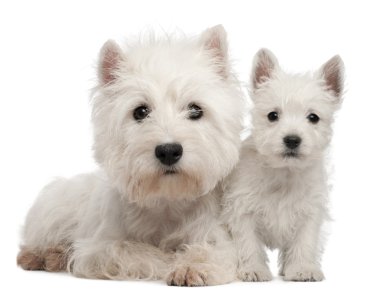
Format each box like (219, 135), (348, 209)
(253, 183), (312, 248)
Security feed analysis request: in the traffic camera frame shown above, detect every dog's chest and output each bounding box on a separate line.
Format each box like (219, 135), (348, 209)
(253, 174), (313, 248)
(124, 208), (175, 240)
(123, 201), (199, 248)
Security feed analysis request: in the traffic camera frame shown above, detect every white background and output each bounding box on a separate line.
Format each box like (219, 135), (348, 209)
(1, 0), (379, 296)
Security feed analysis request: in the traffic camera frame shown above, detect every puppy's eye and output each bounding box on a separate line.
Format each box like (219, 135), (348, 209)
(307, 113), (320, 124)
(267, 111), (279, 122)
(188, 103), (203, 120)
(133, 105), (150, 122)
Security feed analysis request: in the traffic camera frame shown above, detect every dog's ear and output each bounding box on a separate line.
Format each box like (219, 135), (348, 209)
(318, 55), (345, 99)
(251, 48), (279, 90)
(200, 25), (229, 77)
(98, 40), (124, 85)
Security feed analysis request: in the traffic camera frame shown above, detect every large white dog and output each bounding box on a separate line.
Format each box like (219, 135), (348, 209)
(222, 49), (344, 282)
(17, 25), (244, 286)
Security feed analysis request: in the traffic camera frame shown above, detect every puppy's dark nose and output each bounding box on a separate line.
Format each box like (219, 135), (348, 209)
(283, 135), (302, 149)
(155, 143), (183, 166)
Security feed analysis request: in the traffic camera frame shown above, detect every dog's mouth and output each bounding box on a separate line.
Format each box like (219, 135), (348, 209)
(163, 168), (178, 175)
(283, 150), (300, 159)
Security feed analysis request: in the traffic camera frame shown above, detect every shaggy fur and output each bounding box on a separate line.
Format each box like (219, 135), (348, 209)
(222, 49), (344, 282)
(18, 25), (244, 286)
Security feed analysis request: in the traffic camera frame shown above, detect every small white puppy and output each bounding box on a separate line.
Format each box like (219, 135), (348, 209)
(222, 49), (344, 281)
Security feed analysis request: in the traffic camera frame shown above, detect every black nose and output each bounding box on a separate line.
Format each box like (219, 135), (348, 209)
(155, 143), (183, 166)
(283, 135), (302, 149)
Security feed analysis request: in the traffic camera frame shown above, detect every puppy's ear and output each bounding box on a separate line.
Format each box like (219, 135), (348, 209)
(251, 48), (279, 90)
(98, 40), (124, 85)
(318, 55), (345, 99)
(200, 25), (229, 77)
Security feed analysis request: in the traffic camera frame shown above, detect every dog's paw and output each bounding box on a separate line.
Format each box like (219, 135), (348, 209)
(283, 268), (324, 282)
(167, 267), (207, 286)
(238, 267), (273, 282)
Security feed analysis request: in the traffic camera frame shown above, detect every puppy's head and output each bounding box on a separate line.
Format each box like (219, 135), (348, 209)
(92, 26), (243, 206)
(249, 49), (344, 168)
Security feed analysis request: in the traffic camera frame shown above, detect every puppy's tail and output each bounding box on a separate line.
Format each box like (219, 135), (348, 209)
(68, 240), (173, 280)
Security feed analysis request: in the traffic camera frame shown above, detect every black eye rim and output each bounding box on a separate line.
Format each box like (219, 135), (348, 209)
(188, 103), (203, 120)
(133, 105), (150, 122)
(267, 111), (279, 122)
(307, 113), (320, 124)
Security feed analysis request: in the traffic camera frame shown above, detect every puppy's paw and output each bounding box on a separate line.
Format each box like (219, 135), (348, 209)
(283, 267), (324, 282)
(167, 267), (207, 286)
(238, 267), (273, 282)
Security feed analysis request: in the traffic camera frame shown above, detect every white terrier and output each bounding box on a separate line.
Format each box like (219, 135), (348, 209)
(17, 25), (244, 286)
(222, 49), (344, 281)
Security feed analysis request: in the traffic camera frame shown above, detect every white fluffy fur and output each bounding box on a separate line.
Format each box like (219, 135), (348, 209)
(222, 49), (344, 282)
(19, 25), (244, 286)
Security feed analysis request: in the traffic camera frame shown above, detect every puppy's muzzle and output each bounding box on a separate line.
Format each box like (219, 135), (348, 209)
(283, 135), (302, 150)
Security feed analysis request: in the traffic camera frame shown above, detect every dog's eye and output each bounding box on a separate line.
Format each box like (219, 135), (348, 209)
(267, 111), (279, 122)
(307, 113), (320, 124)
(133, 105), (150, 122)
(188, 104), (203, 120)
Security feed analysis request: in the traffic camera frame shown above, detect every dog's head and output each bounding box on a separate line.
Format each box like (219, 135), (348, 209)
(248, 49), (344, 169)
(92, 26), (243, 206)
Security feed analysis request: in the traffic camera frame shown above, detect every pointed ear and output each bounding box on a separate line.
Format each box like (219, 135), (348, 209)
(318, 55), (345, 98)
(200, 25), (229, 77)
(251, 48), (279, 90)
(98, 40), (124, 85)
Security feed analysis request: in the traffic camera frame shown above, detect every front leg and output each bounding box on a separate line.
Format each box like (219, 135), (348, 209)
(167, 245), (211, 286)
(231, 214), (272, 282)
(280, 213), (325, 282)
(166, 224), (237, 286)
(70, 239), (172, 280)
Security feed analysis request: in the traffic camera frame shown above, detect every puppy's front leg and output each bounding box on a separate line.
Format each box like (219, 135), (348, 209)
(231, 214), (272, 282)
(281, 214), (324, 282)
